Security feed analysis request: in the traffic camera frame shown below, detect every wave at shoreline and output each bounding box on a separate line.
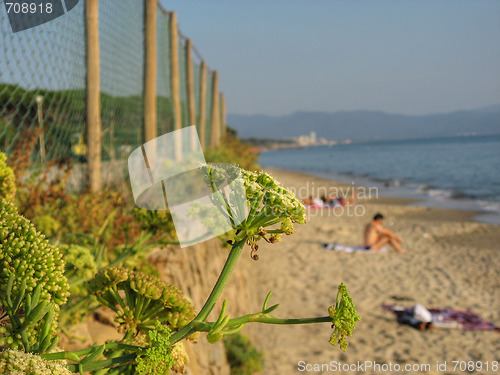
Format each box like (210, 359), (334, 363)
(266, 166), (500, 225)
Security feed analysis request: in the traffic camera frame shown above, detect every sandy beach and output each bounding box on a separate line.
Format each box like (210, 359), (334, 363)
(239, 168), (500, 374)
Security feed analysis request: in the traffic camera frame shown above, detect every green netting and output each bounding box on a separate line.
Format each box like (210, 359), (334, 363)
(1, 1), (222, 178)
(99, 0), (144, 161)
(157, 10), (174, 135)
(0, 1), (86, 161)
(165, 14), (180, 132)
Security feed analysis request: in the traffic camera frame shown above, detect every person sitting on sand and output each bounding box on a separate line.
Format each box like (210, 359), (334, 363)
(364, 213), (407, 253)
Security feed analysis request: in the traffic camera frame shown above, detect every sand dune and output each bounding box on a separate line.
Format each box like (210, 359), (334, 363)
(240, 169), (500, 374)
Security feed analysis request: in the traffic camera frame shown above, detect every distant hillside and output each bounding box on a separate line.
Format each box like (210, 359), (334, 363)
(227, 106), (500, 141)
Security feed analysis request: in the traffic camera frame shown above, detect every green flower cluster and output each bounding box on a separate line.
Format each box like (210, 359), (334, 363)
(33, 215), (61, 238)
(190, 166), (306, 256)
(0, 199), (69, 306)
(132, 207), (176, 238)
(242, 170), (305, 222)
(135, 322), (174, 375)
(59, 244), (97, 287)
(328, 283), (360, 351)
(0, 152), (16, 202)
(0, 349), (71, 375)
(0, 199), (69, 349)
(238, 169), (306, 257)
(86, 267), (196, 334)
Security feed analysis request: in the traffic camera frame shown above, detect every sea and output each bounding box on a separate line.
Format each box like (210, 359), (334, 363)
(258, 134), (500, 224)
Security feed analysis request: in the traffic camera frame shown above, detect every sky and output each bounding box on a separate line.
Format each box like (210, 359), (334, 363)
(161, 0), (500, 117)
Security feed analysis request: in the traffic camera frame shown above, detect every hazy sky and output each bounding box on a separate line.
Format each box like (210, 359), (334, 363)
(161, 0), (500, 116)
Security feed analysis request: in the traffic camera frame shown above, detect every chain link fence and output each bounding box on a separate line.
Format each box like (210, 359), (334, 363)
(0, 0), (86, 162)
(99, 0), (144, 162)
(0, 0), (225, 186)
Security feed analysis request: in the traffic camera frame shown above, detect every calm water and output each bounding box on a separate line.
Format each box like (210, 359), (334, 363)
(259, 135), (500, 224)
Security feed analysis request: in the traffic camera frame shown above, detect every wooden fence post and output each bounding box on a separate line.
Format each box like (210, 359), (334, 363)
(199, 61), (207, 149)
(170, 12), (182, 131)
(144, 0), (158, 143)
(210, 70), (220, 147)
(86, 0), (101, 192)
(169, 12), (182, 159)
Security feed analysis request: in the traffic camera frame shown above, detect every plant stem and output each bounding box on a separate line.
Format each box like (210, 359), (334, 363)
(191, 313), (332, 332)
(66, 353), (137, 372)
(245, 195), (263, 227)
(250, 210), (282, 229)
(40, 343), (142, 361)
(170, 237), (247, 344)
(231, 314), (332, 326)
(197, 238), (246, 320)
(208, 167), (235, 227)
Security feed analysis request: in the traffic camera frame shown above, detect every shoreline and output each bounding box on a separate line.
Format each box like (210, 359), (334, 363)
(263, 167), (498, 225)
(246, 168), (500, 374)
(265, 167), (500, 250)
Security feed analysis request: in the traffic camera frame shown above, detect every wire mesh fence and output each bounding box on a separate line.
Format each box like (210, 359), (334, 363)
(0, 0), (226, 188)
(99, 0), (144, 162)
(0, 0), (86, 162)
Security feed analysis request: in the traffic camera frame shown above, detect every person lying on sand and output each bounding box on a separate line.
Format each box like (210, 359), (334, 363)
(364, 213), (407, 253)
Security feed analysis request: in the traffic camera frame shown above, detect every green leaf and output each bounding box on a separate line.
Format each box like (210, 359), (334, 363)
(5, 273), (14, 306)
(38, 308), (54, 347)
(80, 344), (105, 364)
(262, 303), (280, 315)
(31, 284), (42, 307)
(23, 301), (50, 328)
(12, 279), (26, 312)
(45, 336), (60, 353)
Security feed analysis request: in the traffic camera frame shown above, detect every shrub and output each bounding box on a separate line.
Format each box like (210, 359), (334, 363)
(223, 333), (264, 375)
(0, 152), (15, 202)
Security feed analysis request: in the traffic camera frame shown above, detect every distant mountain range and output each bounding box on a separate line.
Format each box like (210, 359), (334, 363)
(228, 105), (500, 142)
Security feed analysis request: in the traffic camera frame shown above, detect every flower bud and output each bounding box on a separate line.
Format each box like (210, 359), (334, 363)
(1, 199), (70, 350)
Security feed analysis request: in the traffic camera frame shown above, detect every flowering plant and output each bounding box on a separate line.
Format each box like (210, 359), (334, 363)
(0, 152), (15, 202)
(0, 166), (360, 374)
